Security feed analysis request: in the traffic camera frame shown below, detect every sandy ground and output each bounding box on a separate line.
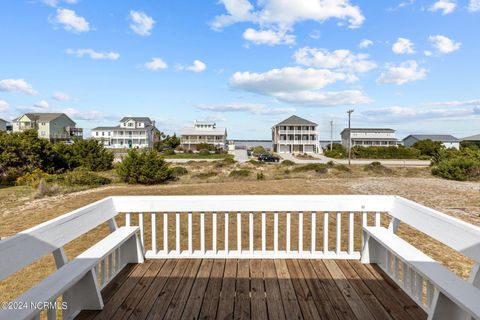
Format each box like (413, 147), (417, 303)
(0, 176), (479, 304)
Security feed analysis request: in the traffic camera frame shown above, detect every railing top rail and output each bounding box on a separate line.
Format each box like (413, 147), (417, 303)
(110, 195), (395, 213)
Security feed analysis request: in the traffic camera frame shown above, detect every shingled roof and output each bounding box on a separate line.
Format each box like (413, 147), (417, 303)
(275, 115), (317, 126)
(403, 134), (459, 142)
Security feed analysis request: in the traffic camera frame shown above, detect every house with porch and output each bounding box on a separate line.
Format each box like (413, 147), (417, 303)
(402, 134), (460, 150)
(12, 113), (83, 141)
(272, 115), (320, 154)
(180, 120), (227, 151)
(341, 128), (398, 149)
(0, 118), (7, 132)
(91, 117), (159, 149)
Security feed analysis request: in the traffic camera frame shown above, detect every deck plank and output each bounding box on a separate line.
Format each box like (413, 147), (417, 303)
(249, 259), (268, 320)
(274, 260), (303, 320)
(234, 259), (250, 320)
(198, 259), (226, 320)
(180, 259), (214, 320)
(216, 259), (238, 320)
(263, 259), (286, 320)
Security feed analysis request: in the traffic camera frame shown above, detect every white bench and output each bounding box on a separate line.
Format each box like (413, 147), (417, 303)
(0, 226), (143, 320)
(363, 226), (480, 320)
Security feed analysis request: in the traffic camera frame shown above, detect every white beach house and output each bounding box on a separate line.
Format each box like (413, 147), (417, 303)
(272, 115), (320, 154)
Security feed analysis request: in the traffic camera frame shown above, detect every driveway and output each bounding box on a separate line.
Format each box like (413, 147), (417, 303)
(230, 149), (249, 163)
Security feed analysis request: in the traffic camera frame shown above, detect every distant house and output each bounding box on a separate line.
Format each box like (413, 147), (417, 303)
(272, 115), (320, 154)
(0, 119), (6, 132)
(12, 113), (82, 141)
(341, 128), (398, 149)
(403, 134), (460, 150)
(91, 117), (159, 149)
(462, 134), (480, 147)
(180, 121), (227, 151)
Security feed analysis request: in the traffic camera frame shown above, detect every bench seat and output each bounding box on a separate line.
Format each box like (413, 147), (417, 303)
(0, 226), (140, 320)
(364, 226), (480, 319)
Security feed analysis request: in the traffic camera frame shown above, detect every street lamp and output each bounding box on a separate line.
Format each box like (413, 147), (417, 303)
(347, 109), (354, 167)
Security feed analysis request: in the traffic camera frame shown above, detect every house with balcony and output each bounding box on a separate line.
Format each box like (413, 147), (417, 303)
(0, 118), (7, 132)
(272, 115), (320, 153)
(91, 117), (159, 149)
(180, 120), (227, 151)
(341, 128), (398, 149)
(12, 113), (83, 141)
(403, 134), (460, 150)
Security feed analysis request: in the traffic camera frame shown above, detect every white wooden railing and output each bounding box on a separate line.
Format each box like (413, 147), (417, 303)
(1, 195), (480, 320)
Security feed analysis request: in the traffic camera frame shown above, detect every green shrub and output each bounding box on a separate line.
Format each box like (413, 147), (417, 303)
(193, 171), (218, 179)
(197, 143), (215, 152)
(62, 170), (111, 186)
(116, 150), (174, 184)
(171, 166), (188, 177)
(252, 146), (266, 156)
(353, 146), (420, 159)
(281, 160), (295, 166)
(256, 172), (265, 180)
(326, 161), (335, 167)
(34, 180), (62, 199)
(324, 143), (346, 159)
(431, 148), (480, 181)
(68, 139), (114, 171)
(162, 149), (176, 156)
(198, 149), (211, 156)
(412, 139), (444, 157)
(292, 163), (328, 173)
(16, 169), (53, 187)
(247, 159), (264, 166)
(364, 162), (393, 175)
(229, 169), (251, 178)
(334, 164), (351, 172)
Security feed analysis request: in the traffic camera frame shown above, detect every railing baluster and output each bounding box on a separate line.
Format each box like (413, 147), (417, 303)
(139, 213), (144, 248)
(225, 212), (229, 253)
(274, 212), (278, 253)
(323, 212), (329, 254)
(402, 262), (408, 289)
(394, 255), (400, 281)
(416, 275), (423, 302)
(249, 212), (254, 254)
(101, 258), (106, 287)
(213, 212), (217, 253)
(126, 212), (131, 227)
(163, 213), (168, 253)
(410, 269), (416, 296)
(151, 213), (156, 254)
(375, 211), (381, 227)
(261, 212), (266, 253)
(176, 212), (180, 253)
(336, 212), (341, 255)
(286, 212), (291, 253)
(386, 250), (391, 274)
(237, 212), (242, 253)
(200, 212), (205, 254)
(427, 281), (434, 308)
(361, 211), (367, 244)
(188, 212), (193, 254)
(311, 212), (316, 254)
(348, 212), (354, 255)
(298, 212), (303, 253)
(108, 253), (113, 280)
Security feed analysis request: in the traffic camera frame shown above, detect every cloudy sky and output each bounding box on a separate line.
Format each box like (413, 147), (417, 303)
(0, 0), (479, 139)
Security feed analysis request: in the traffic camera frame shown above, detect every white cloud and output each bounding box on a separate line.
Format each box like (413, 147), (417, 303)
(359, 39), (373, 49)
(273, 90), (372, 106)
(468, 0), (480, 12)
(54, 8), (90, 33)
(197, 102), (295, 115)
(52, 91), (71, 101)
(66, 48), (120, 60)
(429, 0), (456, 14)
(377, 60), (427, 85)
(178, 60), (207, 73)
(211, 0), (365, 31)
(33, 100), (49, 109)
(429, 35), (461, 54)
(43, 0), (77, 7)
(424, 50), (433, 56)
(0, 79), (38, 96)
(424, 99), (480, 107)
(243, 28), (295, 45)
(0, 100), (9, 111)
(144, 57), (168, 71)
(392, 37), (415, 55)
(129, 10), (155, 36)
(293, 47), (376, 73)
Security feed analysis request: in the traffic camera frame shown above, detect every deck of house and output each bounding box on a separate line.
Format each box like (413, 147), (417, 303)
(76, 259), (426, 320)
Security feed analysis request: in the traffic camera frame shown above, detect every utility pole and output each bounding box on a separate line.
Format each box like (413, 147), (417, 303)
(329, 120), (333, 151)
(347, 109), (354, 167)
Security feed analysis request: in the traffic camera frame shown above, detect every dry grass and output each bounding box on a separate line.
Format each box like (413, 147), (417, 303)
(0, 171), (479, 305)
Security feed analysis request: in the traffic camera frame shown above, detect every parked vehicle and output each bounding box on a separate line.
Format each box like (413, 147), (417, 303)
(258, 153), (279, 162)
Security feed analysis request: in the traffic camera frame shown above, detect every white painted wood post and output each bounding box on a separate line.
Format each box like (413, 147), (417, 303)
(151, 213), (156, 254)
(139, 213), (144, 249)
(286, 212), (291, 253)
(348, 212), (354, 255)
(212, 212), (217, 253)
(225, 212), (229, 253)
(62, 269), (104, 319)
(299, 212), (303, 253)
(249, 212), (253, 254)
(237, 212), (242, 253)
(274, 212), (278, 253)
(188, 212), (193, 254)
(176, 213), (180, 253)
(323, 212), (329, 254)
(163, 213), (168, 253)
(336, 212), (341, 255)
(200, 212), (205, 254)
(311, 212), (316, 254)
(261, 212), (266, 253)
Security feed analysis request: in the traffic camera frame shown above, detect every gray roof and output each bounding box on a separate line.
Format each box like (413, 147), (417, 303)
(462, 134), (480, 141)
(20, 113), (75, 124)
(403, 134), (459, 142)
(119, 117), (152, 123)
(92, 125), (157, 132)
(275, 115), (317, 126)
(0, 118), (6, 123)
(341, 128), (395, 134)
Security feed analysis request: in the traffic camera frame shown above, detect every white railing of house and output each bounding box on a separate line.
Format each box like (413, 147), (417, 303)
(0, 195), (479, 320)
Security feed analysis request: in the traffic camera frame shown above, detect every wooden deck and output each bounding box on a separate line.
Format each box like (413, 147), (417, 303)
(76, 259), (427, 320)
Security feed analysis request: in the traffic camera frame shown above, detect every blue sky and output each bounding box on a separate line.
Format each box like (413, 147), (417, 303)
(0, 0), (479, 140)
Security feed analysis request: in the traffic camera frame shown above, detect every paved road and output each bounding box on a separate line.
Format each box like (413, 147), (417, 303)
(230, 149), (249, 163)
(279, 152), (430, 167)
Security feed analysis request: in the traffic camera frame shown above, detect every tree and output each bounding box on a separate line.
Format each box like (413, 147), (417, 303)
(116, 149), (174, 184)
(69, 139), (114, 171)
(154, 131), (181, 151)
(412, 139), (444, 157)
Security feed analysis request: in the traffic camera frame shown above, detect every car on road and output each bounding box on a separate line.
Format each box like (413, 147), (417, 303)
(258, 153), (279, 163)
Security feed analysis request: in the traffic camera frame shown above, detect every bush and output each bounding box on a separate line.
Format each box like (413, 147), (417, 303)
(324, 143), (346, 159)
(197, 143), (215, 152)
(353, 146), (420, 159)
(193, 171), (218, 179)
(68, 139), (114, 171)
(171, 166), (188, 177)
(281, 160), (295, 166)
(116, 150), (174, 184)
(229, 169), (251, 178)
(292, 163), (328, 173)
(364, 162), (393, 175)
(198, 149), (211, 156)
(412, 139), (444, 157)
(162, 149), (176, 156)
(334, 164), (351, 172)
(16, 169), (53, 187)
(256, 172), (265, 180)
(34, 180), (62, 199)
(431, 148), (480, 181)
(247, 159), (264, 166)
(62, 170), (111, 186)
(252, 146), (266, 156)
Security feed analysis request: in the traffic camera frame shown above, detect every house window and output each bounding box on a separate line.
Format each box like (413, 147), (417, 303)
(41, 122), (46, 126)
(95, 132), (99, 136)
(102, 132), (105, 136)
(41, 131), (46, 136)
(128, 123), (133, 127)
